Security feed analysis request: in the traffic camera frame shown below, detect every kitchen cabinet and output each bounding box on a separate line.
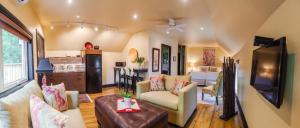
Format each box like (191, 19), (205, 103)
(46, 72), (86, 93)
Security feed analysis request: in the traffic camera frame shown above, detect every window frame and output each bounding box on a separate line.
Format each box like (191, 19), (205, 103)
(0, 4), (34, 96)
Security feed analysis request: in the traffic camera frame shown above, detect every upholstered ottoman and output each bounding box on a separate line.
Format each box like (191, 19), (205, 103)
(95, 94), (168, 128)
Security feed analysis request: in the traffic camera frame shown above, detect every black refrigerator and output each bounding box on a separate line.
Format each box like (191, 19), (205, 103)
(86, 54), (102, 93)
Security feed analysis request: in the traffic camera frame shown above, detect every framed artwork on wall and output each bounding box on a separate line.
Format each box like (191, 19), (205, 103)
(36, 29), (45, 64)
(203, 48), (215, 66)
(152, 48), (160, 72)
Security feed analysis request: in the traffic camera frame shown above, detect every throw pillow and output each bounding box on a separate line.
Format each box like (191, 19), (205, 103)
(169, 79), (189, 96)
(30, 95), (69, 128)
(150, 76), (165, 91)
(42, 83), (68, 111)
(210, 67), (218, 72)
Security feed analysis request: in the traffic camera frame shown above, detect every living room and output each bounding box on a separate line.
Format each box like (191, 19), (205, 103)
(0, 0), (299, 128)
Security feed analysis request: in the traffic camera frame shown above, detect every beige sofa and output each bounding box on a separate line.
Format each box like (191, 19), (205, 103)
(136, 75), (197, 127)
(0, 81), (86, 128)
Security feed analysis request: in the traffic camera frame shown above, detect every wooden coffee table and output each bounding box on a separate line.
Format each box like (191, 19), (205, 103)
(95, 94), (168, 128)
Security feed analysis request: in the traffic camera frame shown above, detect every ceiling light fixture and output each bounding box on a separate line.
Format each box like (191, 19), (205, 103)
(132, 13), (139, 20)
(166, 30), (170, 35)
(76, 15), (80, 19)
(94, 26), (99, 31)
(68, 0), (73, 4)
(66, 24), (71, 28)
(200, 27), (204, 31)
(50, 26), (54, 30)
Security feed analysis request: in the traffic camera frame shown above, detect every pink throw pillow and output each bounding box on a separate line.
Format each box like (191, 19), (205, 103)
(150, 76), (165, 91)
(30, 94), (69, 128)
(170, 79), (189, 96)
(42, 83), (68, 111)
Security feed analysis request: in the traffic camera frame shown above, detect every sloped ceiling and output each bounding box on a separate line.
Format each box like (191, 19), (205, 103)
(29, 0), (285, 54)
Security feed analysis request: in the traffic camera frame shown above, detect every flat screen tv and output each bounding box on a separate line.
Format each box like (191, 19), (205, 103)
(250, 37), (287, 108)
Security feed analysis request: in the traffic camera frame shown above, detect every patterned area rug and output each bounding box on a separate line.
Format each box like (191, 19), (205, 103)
(79, 94), (93, 103)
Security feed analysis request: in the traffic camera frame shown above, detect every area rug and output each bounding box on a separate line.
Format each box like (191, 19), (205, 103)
(79, 94), (93, 103)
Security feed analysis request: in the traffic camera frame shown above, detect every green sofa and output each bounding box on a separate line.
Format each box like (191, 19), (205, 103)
(136, 75), (197, 127)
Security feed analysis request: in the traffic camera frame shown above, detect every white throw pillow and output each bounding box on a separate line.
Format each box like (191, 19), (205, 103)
(30, 94), (69, 128)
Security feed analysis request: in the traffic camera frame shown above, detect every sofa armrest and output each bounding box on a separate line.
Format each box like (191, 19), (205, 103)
(66, 91), (79, 109)
(178, 82), (197, 125)
(136, 80), (150, 99)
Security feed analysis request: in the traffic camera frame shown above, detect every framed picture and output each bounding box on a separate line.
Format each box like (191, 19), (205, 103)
(36, 29), (45, 64)
(152, 48), (160, 72)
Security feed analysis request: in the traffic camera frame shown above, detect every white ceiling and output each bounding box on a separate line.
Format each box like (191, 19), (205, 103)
(29, 0), (285, 55)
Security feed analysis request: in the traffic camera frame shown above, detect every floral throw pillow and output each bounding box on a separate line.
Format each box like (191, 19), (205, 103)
(170, 79), (189, 96)
(42, 83), (68, 111)
(150, 76), (165, 91)
(30, 94), (69, 128)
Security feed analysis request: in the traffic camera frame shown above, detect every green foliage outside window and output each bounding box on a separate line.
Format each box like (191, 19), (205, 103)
(2, 29), (23, 64)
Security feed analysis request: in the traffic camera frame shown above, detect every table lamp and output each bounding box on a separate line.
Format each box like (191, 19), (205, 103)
(36, 58), (53, 86)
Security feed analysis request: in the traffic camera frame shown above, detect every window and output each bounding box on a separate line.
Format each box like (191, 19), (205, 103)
(0, 4), (33, 93)
(1, 29), (28, 90)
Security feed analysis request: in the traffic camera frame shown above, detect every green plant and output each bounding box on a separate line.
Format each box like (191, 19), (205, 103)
(119, 90), (132, 98)
(135, 57), (145, 66)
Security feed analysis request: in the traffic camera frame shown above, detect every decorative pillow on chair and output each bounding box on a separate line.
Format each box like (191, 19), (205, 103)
(30, 95), (69, 128)
(169, 79), (189, 96)
(42, 83), (68, 111)
(150, 76), (165, 91)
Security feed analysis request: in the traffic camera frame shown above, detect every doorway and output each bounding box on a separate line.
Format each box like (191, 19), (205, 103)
(178, 45), (186, 75)
(161, 44), (171, 75)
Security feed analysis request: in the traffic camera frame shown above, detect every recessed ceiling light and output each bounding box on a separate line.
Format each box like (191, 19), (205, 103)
(50, 26), (54, 30)
(180, 0), (188, 4)
(94, 26), (99, 31)
(166, 30), (170, 34)
(66, 24), (71, 28)
(200, 27), (204, 31)
(68, 0), (73, 4)
(132, 13), (139, 20)
(76, 15), (80, 19)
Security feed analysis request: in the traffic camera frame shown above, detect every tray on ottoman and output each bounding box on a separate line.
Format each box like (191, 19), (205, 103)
(95, 94), (168, 128)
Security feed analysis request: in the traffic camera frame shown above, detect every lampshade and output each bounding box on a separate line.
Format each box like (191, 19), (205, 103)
(36, 58), (53, 73)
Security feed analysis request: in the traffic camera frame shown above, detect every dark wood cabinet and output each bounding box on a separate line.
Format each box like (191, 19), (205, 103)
(46, 72), (86, 93)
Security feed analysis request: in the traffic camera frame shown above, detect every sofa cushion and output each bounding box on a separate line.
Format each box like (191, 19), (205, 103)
(30, 95), (69, 128)
(42, 83), (68, 111)
(0, 81), (42, 128)
(63, 109), (86, 128)
(140, 91), (178, 110)
(164, 75), (191, 90)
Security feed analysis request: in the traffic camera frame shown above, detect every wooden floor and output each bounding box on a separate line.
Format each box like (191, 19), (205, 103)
(79, 87), (243, 128)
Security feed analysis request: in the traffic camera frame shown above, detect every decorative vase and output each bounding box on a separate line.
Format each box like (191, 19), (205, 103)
(124, 97), (132, 108)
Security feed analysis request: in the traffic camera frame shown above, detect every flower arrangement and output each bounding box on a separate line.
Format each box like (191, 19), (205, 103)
(134, 57), (145, 67)
(119, 90), (132, 98)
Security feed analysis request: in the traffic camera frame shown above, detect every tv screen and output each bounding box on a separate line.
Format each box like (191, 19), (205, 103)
(250, 37), (287, 108)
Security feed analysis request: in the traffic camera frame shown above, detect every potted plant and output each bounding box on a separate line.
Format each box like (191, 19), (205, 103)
(134, 57), (145, 69)
(119, 91), (133, 108)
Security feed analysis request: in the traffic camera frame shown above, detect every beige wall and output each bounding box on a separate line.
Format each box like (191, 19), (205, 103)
(122, 31), (179, 78)
(44, 26), (130, 52)
(234, 0), (300, 127)
(186, 46), (229, 70)
(0, 0), (44, 80)
(122, 31), (150, 70)
(149, 32), (179, 76)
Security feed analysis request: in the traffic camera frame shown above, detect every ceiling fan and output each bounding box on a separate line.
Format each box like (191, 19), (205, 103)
(152, 17), (186, 34)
